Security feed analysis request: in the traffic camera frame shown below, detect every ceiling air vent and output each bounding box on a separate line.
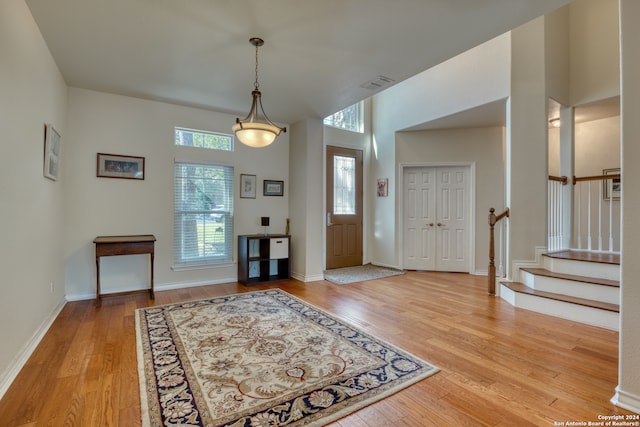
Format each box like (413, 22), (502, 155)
(360, 75), (396, 90)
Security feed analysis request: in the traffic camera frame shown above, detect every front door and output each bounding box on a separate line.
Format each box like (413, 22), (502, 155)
(403, 165), (471, 272)
(326, 146), (363, 269)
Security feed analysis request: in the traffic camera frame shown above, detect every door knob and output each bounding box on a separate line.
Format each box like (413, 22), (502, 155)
(437, 222), (443, 226)
(427, 223), (434, 227)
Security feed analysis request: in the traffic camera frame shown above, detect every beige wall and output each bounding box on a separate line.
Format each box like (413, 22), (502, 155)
(0, 0), (68, 396)
(575, 115), (620, 175)
(507, 17), (549, 265)
(289, 118), (324, 281)
(372, 34), (512, 268)
(396, 127), (505, 273)
(64, 88), (290, 299)
(545, 5), (571, 106)
(548, 115), (620, 176)
(570, 0), (620, 105)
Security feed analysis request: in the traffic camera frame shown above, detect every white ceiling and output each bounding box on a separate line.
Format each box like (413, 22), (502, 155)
(26, 0), (573, 127)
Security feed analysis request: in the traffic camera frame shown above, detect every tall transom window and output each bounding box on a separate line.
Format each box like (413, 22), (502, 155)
(175, 127), (234, 151)
(323, 102), (364, 133)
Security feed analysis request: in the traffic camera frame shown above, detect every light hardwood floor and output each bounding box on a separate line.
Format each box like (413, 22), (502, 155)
(0, 272), (633, 426)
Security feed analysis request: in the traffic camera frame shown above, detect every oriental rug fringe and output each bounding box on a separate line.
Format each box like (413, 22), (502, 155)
(135, 289), (438, 426)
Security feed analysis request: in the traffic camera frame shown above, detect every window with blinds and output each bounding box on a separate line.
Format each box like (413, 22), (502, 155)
(174, 161), (234, 267)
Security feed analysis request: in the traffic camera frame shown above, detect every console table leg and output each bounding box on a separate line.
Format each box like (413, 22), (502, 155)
(96, 257), (101, 307)
(149, 252), (155, 300)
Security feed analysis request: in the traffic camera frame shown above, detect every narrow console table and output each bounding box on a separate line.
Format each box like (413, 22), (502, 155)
(94, 234), (156, 306)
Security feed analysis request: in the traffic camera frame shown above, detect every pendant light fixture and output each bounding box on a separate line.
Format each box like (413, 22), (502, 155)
(232, 37), (286, 148)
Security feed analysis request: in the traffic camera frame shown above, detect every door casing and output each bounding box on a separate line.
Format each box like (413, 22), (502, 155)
(325, 145), (364, 269)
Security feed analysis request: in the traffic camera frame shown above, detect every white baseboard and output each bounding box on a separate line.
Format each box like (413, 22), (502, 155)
(292, 271), (325, 282)
(66, 277), (238, 301)
(0, 297), (67, 400)
(611, 386), (640, 414)
(66, 292), (97, 301)
(156, 277), (237, 292)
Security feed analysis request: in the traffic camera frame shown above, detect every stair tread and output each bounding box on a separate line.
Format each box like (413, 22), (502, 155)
(543, 250), (620, 265)
(501, 281), (620, 313)
(521, 267), (619, 288)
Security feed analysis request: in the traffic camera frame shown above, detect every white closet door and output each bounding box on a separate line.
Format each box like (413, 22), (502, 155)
(435, 166), (470, 272)
(404, 166), (471, 272)
(404, 168), (437, 270)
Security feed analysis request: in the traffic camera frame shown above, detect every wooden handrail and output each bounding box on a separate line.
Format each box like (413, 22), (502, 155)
(548, 175), (569, 185)
(488, 207), (509, 295)
(573, 173), (620, 184)
(548, 174), (621, 185)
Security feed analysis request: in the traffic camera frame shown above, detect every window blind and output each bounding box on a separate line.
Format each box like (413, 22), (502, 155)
(174, 161), (234, 266)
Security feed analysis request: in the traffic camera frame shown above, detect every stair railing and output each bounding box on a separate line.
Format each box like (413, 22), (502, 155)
(548, 173), (620, 253)
(488, 207), (509, 295)
(548, 175), (569, 252)
(573, 172), (621, 253)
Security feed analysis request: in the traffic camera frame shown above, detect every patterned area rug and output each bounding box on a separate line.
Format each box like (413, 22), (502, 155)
(324, 264), (405, 285)
(135, 289), (438, 426)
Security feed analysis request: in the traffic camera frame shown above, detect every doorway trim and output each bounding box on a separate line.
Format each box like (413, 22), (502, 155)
(398, 162), (476, 273)
(323, 143), (369, 270)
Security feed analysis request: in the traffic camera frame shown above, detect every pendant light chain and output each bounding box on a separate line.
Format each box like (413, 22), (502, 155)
(254, 42), (260, 91)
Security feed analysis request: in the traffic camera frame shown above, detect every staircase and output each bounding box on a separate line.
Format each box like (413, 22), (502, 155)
(500, 250), (620, 331)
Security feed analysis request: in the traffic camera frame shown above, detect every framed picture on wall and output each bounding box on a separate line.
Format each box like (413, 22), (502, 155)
(263, 180), (284, 196)
(240, 174), (257, 198)
(377, 178), (388, 197)
(97, 153), (145, 180)
(43, 124), (61, 181)
(603, 168), (621, 201)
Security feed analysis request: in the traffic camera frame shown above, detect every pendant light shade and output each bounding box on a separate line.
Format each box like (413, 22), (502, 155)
(233, 38), (286, 148)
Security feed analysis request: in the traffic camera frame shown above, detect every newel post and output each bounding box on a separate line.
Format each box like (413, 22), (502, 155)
(488, 207), (509, 295)
(488, 209), (497, 295)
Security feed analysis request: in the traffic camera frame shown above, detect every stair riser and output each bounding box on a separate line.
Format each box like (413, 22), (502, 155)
(500, 285), (619, 331)
(543, 257), (620, 281)
(521, 271), (620, 305)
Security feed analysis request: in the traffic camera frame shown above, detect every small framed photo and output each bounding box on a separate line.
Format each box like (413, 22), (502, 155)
(603, 168), (621, 201)
(240, 174), (257, 198)
(263, 180), (284, 196)
(43, 124), (61, 181)
(97, 153), (145, 180)
(377, 178), (388, 197)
